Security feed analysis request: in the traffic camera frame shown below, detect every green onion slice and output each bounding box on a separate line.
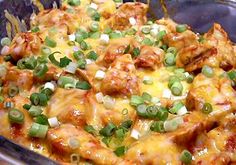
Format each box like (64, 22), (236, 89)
(45, 36), (57, 48)
(28, 123), (48, 138)
(130, 95), (144, 106)
(150, 121), (165, 133)
(33, 64), (48, 77)
(99, 122), (117, 137)
(35, 114), (48, 125)
(8, 109), (24, 124)
(76, 81), (91, 90)
(114, 146), (126, 157)
(28, 106), (43, 117)
(180, 150), (192, 164)
(201, 102), (213, 114)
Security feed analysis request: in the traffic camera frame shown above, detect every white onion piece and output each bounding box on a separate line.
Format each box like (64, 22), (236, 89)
(48, 117), (60, 128)
(65, 62), (78, 74)
(95, 92), (104, 103)
(103, 95), (115, 109)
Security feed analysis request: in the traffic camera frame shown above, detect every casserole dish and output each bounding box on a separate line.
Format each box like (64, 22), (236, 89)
(0, 0), (236, 164)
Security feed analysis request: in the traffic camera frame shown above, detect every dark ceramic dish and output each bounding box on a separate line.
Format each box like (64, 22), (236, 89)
(0, 0), (235, 164)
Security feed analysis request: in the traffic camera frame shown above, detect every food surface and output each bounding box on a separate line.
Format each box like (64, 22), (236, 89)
(0, 0), (236, 164)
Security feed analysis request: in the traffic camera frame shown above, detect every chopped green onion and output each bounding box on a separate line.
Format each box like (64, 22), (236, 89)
(84, 125), (96, 135)
(164, 117), (183, 132)
(80, 40), (88, 50)
(176, 24), (187, 33)
(167, 47), (177, 55)
(122, 108), (128, 116)
(201, 102), (213, 114)
(142, 92), (152, 102)
(59, 56), (72, 68)
(23, 104), (31, 110)
(8, 85), (19, 97)
(102, 137), (111, 146)
(1, 37), (11, 46)
(169, 101), (184, 114)
(125, 28), (137, 35)
(156, 107), (169, 121)
(115, 128), (125, 139)
(76, 81), (91, 90)
(99, 122), (117, 137)
(28, 123), (48, 138)
(228, 70), (236, 81)
(30, 93), (40, 105)
(160, 44), (168, 51)
(58, 76), (76, 88)
(130, 95), (144, 106)
(38, 93), (48, 106)
(114, 146), (126, 157)
(45, 36), (57, 48)
(141, 26), (151, 34)
(29, 106), (43, 117)
(142, 37), (153, 46)
(4, 55), (12, 62)
(73, 50), (84, 60)
(132, 47), (140, 58)
(17, 59), (26, 69)
(124, 45), (130, 54)
(41, 88), (53, 99)
(104, 27), (112, 34)
(136, 104), (148, 117)
(171, 81), (183, 96)
(164, 52), (176, 66)
(33, 63), (48, 77)
(0, 96), (4, 103)
(150, 121), (165, 133)
(8, 109), (24, 124)
(146, 105), (158, 118)
(198, 35), (205, 43)
(48, 51), (61, 66)
(201, 65), (214, 78)
(68, 0), (80, 6)
(25, 57), (37, 70)
(109, 31), (122, 39)
(168, 76), (180, 88)
(35, 114), (48, 125)
(31, 26), (40, 33)
(78, 58), (86, 69)
(90, 21), (99, 32)
(87, 8), (100, 21)
(143, 76), (153, 85)
(89, 32), (100, 39)
(67, 41), (75, 46)
(157, 30), (166, 41)
(186, 74), (194, 83)
(120, 120), (132, 130)
(87, 51), (98, 61)
(180, 150), (192, 164)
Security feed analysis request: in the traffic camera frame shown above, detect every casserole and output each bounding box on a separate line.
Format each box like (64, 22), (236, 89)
(0, 0), (236, 164)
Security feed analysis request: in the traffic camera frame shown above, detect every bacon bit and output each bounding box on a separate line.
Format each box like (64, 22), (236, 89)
(225, 134), (236, 152)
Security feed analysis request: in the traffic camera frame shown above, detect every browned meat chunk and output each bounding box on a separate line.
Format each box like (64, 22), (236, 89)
(101, 54), (140, 96)
(1, 32), (42, 61)
(47, 124), (125, 164)
(204, 23), (236, 70)
(134, 45), (164, 70)
(107, 2), (148, 30)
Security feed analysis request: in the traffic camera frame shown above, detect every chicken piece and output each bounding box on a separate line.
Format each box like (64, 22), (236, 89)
(47, 124), (125, 164)
(101, 54), (140, 96)
(125, 134), (182, 164)
(134, 45), (164, 70)
(46, 88), (88, 118)
(192, 115), (236, 164)
(107, 2), (148, 30)
(3, 67), (33, 90)
(177, 24), (236, 72)
(186, 69), (236, 113)
(103, 38), (133, 65)
(204, 23), (236, 70)
(1, 32), (42, 61)
(33, 9), (88, 34)
(176, 43), (218, 72)
(163, 30), (198, 51)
